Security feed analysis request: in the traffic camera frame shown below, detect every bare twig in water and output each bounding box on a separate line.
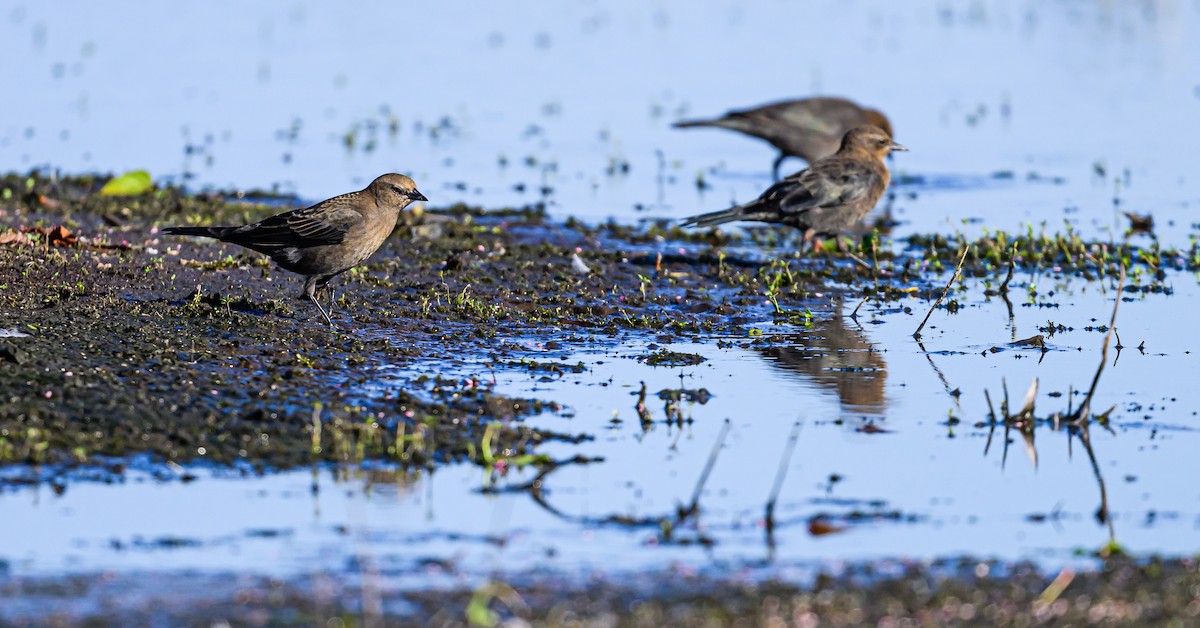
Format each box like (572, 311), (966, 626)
(850, 295), (870, 321)
(998, 243), (1018, 340)
(1074, 265), (1126, 424)
(999, 243), (1017, 293)
(978, 266), (1128, 549)
(914, 245), (970, 339)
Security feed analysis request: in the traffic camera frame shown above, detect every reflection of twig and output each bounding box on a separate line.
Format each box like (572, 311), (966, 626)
(511, 422), (733, 548)
(917, 340), (959, 408)
(684, 419), (731, 517)
(1000, 291), (1016, 341)
(983, 389), (997, 455)
(765, 421), (803, 555)
(1076, 425), (1115, 543)
(914, 245), (970, 339)
(981, 264), (1128, 549)
(1080, 427), (1113, 540)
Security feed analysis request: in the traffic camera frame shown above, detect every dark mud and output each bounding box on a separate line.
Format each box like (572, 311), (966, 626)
(0, 171), (1192, 482)
(3, 172), (1198, 623)
(4, 557), (1199, 626)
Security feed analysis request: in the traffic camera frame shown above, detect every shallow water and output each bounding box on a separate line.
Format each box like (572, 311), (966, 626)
(3, 1), (1199, 242)
(4, 271), (1197, 581)
(3, 0), (1200, 594)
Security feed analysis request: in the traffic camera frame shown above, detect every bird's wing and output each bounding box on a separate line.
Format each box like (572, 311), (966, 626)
(761, 158), (883, 215)
(758, 98), (860, 136)
(227, 199), (361, 249)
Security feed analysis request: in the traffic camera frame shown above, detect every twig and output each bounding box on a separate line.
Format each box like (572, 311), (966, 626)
(850, 295), (870, 321)
(914, 245), (970, 339)
(846, 251), (872, 270)
(1075, 265), (1126, 423)
(998, 243), (1018, 340)
(999, 243), (1017, 293)
(1038, 567), (1076, 606)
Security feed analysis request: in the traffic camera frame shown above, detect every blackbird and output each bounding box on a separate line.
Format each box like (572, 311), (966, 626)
(163, 173), (426, 326)
(674, 96), (893, 180)
(680, 126), (905, 250)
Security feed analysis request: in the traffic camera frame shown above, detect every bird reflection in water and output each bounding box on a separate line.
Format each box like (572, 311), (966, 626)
(758, 310), (887, 416)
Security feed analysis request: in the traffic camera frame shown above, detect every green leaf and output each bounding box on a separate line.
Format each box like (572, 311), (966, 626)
(99, 170), (153, 196)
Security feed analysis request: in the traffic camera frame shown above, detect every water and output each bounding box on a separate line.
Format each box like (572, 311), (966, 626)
(3, 0), (1200, 589)
(4, 274), (1198, 581)
(3, 1), (1199, 241)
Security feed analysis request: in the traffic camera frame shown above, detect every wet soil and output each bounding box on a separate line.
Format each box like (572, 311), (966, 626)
(4, 557), (1198, 626)
(3, 171), (1197, 622)
(2, 171), (1192, 476)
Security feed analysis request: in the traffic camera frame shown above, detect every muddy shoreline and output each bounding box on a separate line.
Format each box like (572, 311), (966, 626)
(2, 172), (1186, 479)
(4, 557), (1198, 626)
(3, 171), (1196, 623)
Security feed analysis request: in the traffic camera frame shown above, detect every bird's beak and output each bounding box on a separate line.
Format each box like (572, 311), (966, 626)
(408, 190), (428, 202)
(889, 142), (908, 152)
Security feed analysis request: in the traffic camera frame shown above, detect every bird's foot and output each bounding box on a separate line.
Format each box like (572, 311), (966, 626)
(309, 295), (339, 329)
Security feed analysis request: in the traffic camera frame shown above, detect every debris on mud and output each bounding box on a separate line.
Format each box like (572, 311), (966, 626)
(0, 170), (1188, 486)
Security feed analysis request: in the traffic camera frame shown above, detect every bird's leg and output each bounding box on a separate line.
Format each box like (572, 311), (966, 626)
(801, 229), (816, 256)
(772, 153), (786, 182)
(305, 275), (336, 327)
(316, 276), (335, 317)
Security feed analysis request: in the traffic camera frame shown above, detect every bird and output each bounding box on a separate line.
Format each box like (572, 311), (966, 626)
(680, 125), (906, 251)
(673, 96), (893, 180)
(162, 173), (427, 326)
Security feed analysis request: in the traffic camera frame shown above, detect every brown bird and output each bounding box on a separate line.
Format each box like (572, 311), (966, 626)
(680, 125), (905, 249)
(162, 173), (426, 326)
(673, 96), (893, 180)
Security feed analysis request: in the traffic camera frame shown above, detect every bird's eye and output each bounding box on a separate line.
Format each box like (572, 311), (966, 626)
(878, 138), (889, 146)
(390, 185), (403, 195)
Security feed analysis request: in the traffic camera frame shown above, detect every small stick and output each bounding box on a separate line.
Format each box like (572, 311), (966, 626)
(914, 245), (970, 339)
(1076, 265), (1126, 422)
(850, 295), (870, 320)
(846, 252), (872, 270)
(999, 243), (1017, 293)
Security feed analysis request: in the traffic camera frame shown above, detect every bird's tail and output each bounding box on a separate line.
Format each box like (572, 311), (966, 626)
(161, 225), (235, 240)
(680, 205), (748, 228)
(672, 118), (721, 129)
(673, 115), (756, 134)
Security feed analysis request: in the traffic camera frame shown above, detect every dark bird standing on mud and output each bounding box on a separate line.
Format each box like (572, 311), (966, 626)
(673, 96), (893, 180)
(162, 173), (426, 326)
(680, 125), (906, 250)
